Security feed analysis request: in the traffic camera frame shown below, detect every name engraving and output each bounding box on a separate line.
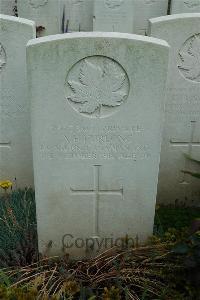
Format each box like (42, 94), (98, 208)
(40, 124), (151, 161)
(165, 87), (200, 121)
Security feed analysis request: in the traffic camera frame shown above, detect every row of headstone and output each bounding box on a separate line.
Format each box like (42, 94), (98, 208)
(27, 12), (200, 256)
(0, 14), (35, 188)
(17, 0), (62, 37)
(1, 13), (200, 201)
(17, 0), (169, 36)
(149, 14), (200, 206)
(0, 13), (200, 256)
(1, 12), (200, 201)
(93, 0), (171, 35)
(2, 0), (199, 37)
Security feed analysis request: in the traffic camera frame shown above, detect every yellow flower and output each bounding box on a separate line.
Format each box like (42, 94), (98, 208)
(0, 180), (12, 190)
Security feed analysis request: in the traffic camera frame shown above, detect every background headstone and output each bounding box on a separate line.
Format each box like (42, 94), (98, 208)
(149, 14), (200, 206)
(62, 0), (93, 32)
(17, 0), (62, 37)
(0, 15), (35, 188)
(170, 0), (200, 14)
(133, 0), (168, 35)
(27, 32), (169, 257)
(93, 0), (134, 33)
(0, 0), (16, 16)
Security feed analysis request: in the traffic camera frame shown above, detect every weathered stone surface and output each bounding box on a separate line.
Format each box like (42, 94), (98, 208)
(149, 14), (200, 206)
(0, 15), (35, 188)
(17, 0), (61, 37)
(93, 0), (168, 35)
(133, 0), (168, 35)
(0, 0), (16, 16)
(171, 0), (200, 13)
(27, 32), (169, 257)
(63, 0), (93, 32)
(93, 0), (134, 33)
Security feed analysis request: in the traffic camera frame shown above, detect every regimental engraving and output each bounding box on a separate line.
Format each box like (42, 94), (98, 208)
(178, 34), (200, 82)
(104, 0), (124, 9)
(66, 56), (129, 118)
(170, 121), (200, 184)
(184, 0), (200, 8)
(29, 0), (48, 8)
(0, 43), (6, 72)
(165, 87), (200, 121)
(40, 124), (151, 161)
(70, 165), (123, 235)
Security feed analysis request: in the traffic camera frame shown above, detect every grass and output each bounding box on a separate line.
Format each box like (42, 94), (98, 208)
(0, 243), (183, 299)
(0, 188), (38, 267)
(154, 206), (200, 233)
(0, 189), (200, 299)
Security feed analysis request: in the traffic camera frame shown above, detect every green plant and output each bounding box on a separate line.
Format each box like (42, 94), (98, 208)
(1, 189), (200, 299)
(172, 221), (200, 290)
(154, 206), (200, 233)
(0, 243), (182, 300)
(0, 188), (38, 267)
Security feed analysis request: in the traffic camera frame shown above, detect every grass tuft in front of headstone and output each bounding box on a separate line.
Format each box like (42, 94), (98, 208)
(0, 189), (200, 298)
(0, 243), (182, 299)
(0, 188), (38, 267)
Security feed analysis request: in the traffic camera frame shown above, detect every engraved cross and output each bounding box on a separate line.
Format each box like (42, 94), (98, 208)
(170, 121), (200, 184)
(70, 165), (123, 235)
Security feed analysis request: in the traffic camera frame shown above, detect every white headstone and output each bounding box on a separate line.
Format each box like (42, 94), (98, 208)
(17, 0), (62, 37)
(133, 0), (168, 35)
(63, 0), (93, 32)
(93, 0), (134, 33)
(0, 15), (35, 188)
(27, 32), (169, 257)
(149, 14), (200, 206)
(0, 0), (16, 16)
(171, 0), (200, 14)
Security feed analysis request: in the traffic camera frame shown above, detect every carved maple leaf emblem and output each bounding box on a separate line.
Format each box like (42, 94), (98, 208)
(178, 34), (200, 82)
(67, 59), (127, 114)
